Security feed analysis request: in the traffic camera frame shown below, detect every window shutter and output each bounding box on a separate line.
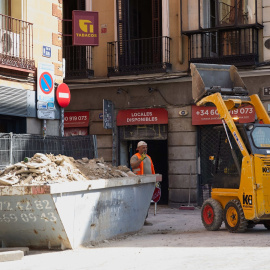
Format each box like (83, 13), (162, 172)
(152, 0), (161, 63)
(116, 0), (128, 66)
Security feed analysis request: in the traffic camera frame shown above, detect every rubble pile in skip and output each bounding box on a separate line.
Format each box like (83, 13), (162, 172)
(0, 153), (135, 186)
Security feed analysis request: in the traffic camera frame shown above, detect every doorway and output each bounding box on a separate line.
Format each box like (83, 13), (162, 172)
(0, 115), (26, 133)
(116, 0), (162, 67)
(126, 139), (168, 204)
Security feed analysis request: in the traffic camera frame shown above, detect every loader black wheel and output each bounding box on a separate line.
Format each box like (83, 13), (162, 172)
(224, 199), (247, 233)
(201, 198), (223, 231)
(247, 221), (256, 229)
(263, 221), (270, 230)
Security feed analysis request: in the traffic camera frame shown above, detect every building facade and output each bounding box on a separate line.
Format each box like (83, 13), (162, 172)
(63, 0), (270, 206)
(0, 0), (63, 136)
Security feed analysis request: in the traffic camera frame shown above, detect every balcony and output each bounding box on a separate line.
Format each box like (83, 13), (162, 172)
(0, 13), (35, 72)
(62, 19), (94, 80)
(181, 0), (263, 67)
(107, 36), (171, 76)
(63, 45), (94, 79)
(187, 27), (259, 66)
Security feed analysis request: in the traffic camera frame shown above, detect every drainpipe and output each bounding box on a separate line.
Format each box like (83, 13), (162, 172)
(179, 0), (183, 64)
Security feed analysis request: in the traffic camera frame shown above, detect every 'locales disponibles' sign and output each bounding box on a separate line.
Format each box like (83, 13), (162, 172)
(117, 108), (168, 126)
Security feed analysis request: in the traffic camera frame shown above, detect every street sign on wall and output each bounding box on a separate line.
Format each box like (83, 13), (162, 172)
(103, 99), (114, 129)
(37, 63), (55, 102)
(37, 110), (55, 120)
(37, 63), (55, 120)
(42, 46), (51, 58)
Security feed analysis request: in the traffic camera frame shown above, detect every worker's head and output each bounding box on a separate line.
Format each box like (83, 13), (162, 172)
(137, 141), (147, 154)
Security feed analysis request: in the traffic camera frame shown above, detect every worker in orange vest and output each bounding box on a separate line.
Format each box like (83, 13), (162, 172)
(130, 141), (155, 175)
(130, 141), (156, 226)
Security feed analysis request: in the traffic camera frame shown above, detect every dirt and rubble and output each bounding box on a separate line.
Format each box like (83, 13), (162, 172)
(0, 153), (136, 186)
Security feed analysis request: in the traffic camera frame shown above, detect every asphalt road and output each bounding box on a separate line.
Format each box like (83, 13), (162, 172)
(2, 205), (270, 270)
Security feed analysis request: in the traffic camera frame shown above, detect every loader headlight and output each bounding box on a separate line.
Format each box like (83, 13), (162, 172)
(246, 124), (254, 131)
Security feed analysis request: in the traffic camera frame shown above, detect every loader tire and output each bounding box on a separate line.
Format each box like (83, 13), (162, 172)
(224, 199), (247, 233)
(263, 221), (270, 230)
(201, 198), (223, 231)
(247, 221), (256, 229)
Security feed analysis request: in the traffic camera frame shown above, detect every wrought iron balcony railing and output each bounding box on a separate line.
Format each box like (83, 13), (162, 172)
(107, 36), (171, 76)
(63, 45), (94, 79)
(62, 18), (94, 79)
(188, 27), (259, 66)
(0, 13), (35, 72)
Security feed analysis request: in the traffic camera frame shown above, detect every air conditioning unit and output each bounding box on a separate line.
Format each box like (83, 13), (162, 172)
(0, 30), (20, 57)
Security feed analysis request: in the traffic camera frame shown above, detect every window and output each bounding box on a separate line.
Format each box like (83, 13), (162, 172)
(201, 0), (255, 29)
(252, 127), (270, 148)
(0, 0), (10, 16)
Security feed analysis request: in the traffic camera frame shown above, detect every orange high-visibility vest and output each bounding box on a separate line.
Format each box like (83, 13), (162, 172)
(132, 153), (155, 175)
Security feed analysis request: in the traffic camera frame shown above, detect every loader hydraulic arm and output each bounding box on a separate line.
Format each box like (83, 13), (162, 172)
(249, 95), (270, 124)
(196, 92), (250, 158)
(191, 62), (270, 158)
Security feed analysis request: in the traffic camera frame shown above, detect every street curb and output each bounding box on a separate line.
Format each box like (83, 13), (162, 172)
(0, 250), (24, 262)
(0, 247), (29, 255)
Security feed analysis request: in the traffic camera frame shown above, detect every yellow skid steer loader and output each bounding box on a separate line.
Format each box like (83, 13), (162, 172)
(191, 63), (270, 232)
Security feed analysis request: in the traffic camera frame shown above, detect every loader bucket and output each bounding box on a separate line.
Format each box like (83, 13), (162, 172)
(190, 63), (248, 103)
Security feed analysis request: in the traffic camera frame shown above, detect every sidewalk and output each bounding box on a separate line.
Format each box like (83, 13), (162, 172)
(1, 205), (270, 270)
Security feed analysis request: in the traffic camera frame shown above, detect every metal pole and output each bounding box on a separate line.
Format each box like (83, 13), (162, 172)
(43, 120), (47, 137)
(93, 135), (98, 158)
(9, 132), (13, 165)
(43, 120), (47, 154)
(112, 103), (117, 166)
(61, 107), (64, 137)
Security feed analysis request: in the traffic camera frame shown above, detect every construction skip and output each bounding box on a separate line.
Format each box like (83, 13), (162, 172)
(0, 154), (157, 249)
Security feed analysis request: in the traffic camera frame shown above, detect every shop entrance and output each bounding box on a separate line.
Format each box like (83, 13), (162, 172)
(129, 140), (168, 204)
(0, 115), (26, 133)
(119, 124), (168, 204)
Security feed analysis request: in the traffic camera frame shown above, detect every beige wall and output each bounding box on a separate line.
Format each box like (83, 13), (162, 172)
(0, 0), (63, 91)
(64, 0), (269, 205)
(92, 0), (115, 77)
(11, 0), (22, 20)
(263, 0), (270, 61)
(0, 1), (62, 136)
(169, 0), (188, 70)
(89, 0), (190, 77)
(27, 0), (63, 85)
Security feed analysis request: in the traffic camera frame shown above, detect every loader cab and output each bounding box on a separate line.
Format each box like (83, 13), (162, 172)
(211, 123), (270, 189)
(210, 125), (242, 189)
(238, 123), (270, 155)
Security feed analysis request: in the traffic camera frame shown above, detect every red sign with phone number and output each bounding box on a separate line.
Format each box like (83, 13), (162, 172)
(192, 105), (255, 125)
(64, 111), (89, 127)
